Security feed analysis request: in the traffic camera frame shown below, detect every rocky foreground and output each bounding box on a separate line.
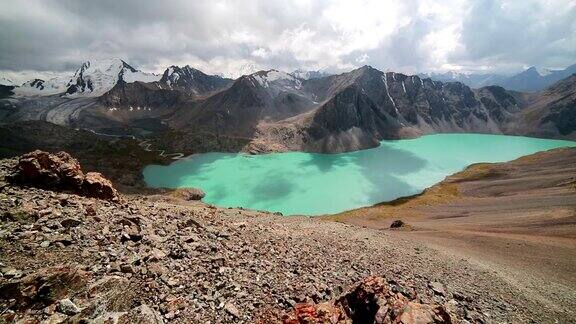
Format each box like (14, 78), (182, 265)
(0, 151), (569, 323)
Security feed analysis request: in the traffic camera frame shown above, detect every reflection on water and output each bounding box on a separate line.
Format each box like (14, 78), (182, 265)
(143, 134), (576, 215)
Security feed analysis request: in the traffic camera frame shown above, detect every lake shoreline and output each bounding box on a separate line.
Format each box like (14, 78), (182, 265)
(142, 134), (576, 215)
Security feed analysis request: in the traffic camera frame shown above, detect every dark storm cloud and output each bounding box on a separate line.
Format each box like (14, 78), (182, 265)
(0, 0), (575, 78)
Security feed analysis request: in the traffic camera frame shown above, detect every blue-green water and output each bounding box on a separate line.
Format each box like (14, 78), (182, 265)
(143, 134), (576, 215)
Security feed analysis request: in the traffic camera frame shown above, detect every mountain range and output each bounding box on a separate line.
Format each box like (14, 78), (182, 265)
(0, 58), (574, 156)
(423, 63), (576, 92)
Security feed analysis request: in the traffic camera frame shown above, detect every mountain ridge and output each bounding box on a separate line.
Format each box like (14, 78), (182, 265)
(1, 60), (575, 156)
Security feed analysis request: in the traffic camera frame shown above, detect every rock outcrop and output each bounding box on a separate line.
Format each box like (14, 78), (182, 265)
(278, 276), (455, 323)
(9, 150), (121, 202)
(173, 188), (206, 201)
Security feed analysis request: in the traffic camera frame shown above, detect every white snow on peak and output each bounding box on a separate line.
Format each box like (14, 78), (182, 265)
(66, 58), (160, 97)
(123, 70), (161, 83)
(0, 76), (15, 86)
(164, 67), (180, 87)
(382, 74), (398, 113)
(266, 70), (294, 82)
(235, 63), (259, 78)
(252, 70), (300, 89)
(290, 69), (330, 80)
(162, 65), (204, 89)
(7, 59), (160, 98)
(14, 76), (69, 96)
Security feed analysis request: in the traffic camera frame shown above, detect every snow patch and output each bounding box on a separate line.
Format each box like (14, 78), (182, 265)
(382, 74), (398, 114)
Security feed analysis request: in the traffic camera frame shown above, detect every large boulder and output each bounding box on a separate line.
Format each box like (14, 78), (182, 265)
(10, 150), (121, 202)
(279, 276), (455, 324)
(83, 171), (120, 202)
(15, 150), (84, 188)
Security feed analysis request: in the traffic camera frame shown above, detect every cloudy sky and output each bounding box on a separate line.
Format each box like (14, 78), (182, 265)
(1, 0), (575, 81)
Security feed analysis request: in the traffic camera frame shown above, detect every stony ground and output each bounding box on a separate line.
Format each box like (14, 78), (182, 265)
(329, 148), (576, 323)
(0, 154), (571, 323)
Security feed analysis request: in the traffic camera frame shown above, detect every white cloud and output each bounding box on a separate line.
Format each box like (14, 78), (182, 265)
(0, 0), (574, 79)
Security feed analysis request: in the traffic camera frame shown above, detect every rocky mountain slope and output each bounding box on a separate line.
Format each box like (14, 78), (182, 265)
(1, 150), (572, 323)
(251, 66), (521, 152)
(0, 121), (164, 191)
(505, 74), (576, 139)
(497, 64), (576, 92)
(1, 62), (575, 155)
(0, 85), (14, 100)
(167, 70), (318, 139)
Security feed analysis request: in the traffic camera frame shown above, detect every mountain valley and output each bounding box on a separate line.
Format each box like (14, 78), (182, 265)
(1, 60), (575, 157)
(1, 58), (575, 324)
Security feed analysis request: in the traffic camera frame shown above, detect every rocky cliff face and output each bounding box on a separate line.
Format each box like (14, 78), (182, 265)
(251, 66), (522, 153)
(168, 70), (318, 139)
(99, 80), (185, 110)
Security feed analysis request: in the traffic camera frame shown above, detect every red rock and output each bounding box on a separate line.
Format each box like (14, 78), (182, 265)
(83, 172), (120, 201)
(10, 150), (121, 202)
(278, 276), (456, 324)
(16, 150), (83, 187)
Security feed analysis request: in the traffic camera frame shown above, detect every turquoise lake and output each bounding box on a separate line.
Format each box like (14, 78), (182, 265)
(143, 134), (576, 216)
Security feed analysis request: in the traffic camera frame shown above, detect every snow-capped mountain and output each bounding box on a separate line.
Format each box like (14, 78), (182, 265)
(251, 70), (300, 87)
(158, 65), (232, 95)
(0, 77), (15, 86)
(233, 63), (260, 78)
(290, 69), (331, 80)
(65, 58), (160, 97)
(13, 76), (70, 96)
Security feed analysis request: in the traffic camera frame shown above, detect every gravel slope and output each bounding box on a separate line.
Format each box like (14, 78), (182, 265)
(1, 152), (573, 322)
